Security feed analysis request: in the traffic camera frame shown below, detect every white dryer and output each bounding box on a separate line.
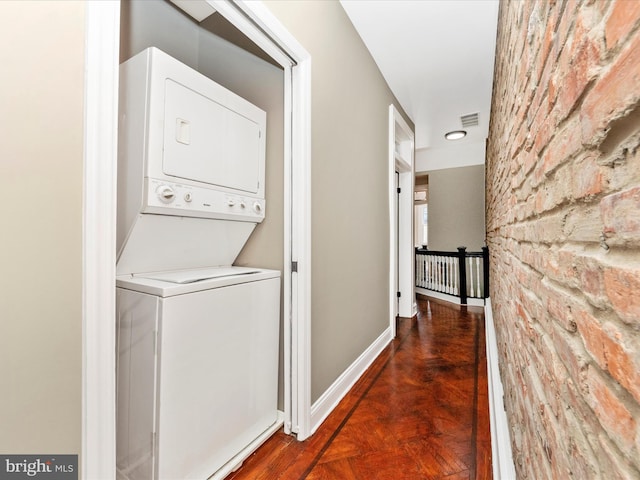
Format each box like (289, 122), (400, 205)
(115, 48), (281, 480)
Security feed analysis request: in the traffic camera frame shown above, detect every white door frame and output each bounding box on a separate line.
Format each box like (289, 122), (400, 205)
(388, 105), (416, 336)
(83, 2), (120, 478)
(211, 0), (313, 441)
(82, 1), (312, 477)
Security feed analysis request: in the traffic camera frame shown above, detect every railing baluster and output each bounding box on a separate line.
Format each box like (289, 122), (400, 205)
(450, 257), (454, 294)
(457, 247), (467, 304)
(476, 257), (481, 297)
(444, 257), (448, 293)
(415, 246), (489, 303)
(469, 257), (475, 298)
(453, 257), (458, 295)
(482, 246), (490, 299)
(431, 255), (435, 290)
(452, 257), (456, 294)
(431, 255), (434, 289)
(444, 258), (448, 292)
(445, 257), (450, 294)
(433, 256), (437, 290)
(426, 255), (430, 289)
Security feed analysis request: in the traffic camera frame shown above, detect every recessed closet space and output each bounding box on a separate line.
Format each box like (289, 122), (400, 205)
(119, 0), (285, 403)
(117, 2), (286, 479)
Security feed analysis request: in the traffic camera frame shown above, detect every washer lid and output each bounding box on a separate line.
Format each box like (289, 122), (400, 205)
(133, 266), (260, 284)
(117, 267), (281, 297)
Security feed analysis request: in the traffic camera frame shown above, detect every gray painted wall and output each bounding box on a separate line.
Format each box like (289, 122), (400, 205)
(425, 164), (486, 251)
(121, 0), (285, 404)
(0, 0), (84, 455)
(265, 1), (413, 402)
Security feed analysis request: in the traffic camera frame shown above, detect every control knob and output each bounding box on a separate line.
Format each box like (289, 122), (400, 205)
(156, 185), (175, 203)
(253, 202), (263, 214)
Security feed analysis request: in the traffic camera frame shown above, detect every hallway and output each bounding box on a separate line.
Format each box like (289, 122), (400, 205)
(229, 296), (491, 479)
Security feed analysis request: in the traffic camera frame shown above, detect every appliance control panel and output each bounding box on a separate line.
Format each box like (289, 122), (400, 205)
(143, 178), (265, 222)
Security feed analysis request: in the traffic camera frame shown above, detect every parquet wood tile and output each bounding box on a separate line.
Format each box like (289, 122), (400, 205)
(227, 296), (491, 479)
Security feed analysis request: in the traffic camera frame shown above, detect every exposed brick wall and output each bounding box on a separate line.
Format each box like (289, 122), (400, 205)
(486, 1), (640, 478)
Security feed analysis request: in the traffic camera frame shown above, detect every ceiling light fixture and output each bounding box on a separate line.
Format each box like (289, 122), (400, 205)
(445, 130), (467, 140)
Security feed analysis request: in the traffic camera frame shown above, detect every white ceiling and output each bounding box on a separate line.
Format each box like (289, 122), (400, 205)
(340, 0), (499, 152)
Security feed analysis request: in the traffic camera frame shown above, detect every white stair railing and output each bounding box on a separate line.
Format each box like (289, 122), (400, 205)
(415, 246), (489, 304)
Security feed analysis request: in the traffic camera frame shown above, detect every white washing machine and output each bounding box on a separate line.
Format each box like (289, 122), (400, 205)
(116, 267), (280, 480)
(115, 48), (281, 480)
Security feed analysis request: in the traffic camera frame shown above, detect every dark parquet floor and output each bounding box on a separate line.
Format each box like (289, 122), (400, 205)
(228, 295), (491, 480)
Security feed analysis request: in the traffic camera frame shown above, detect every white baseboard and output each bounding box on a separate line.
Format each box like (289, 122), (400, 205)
(485, 299), (517, 480)
(415, 287), (485, 307)
(310, 327), (393, 434)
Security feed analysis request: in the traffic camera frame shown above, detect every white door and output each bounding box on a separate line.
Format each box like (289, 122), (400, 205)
(395, 171), (400, 317)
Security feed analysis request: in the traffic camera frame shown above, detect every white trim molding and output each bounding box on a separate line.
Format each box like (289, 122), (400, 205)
(310, 328), (393, 434)
(415, 288), (486, 307)
(232, 0), (314, 441)
(82, 1), (120, 478)
(485, 299), (517, 480)
(389, 105), (416, 336)
(83, 3), (313, 476)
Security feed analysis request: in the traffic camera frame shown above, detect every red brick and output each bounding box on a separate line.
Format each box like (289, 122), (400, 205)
(577, 308), (640, 404)
(563, 34), (601, 121)
(545, 283), (578, 333)
(552, 326), (588, 385)
(543, 250), (578, 288)
(600, 187), (640, 245)
(556, 65), (579, 120)
(581, 29), (640, 145)
(556, 0), (579, 55)
(488, 1), (640, 476)
(533, 106), (555, 156)
(575, 254), (606, 305)
(516, 301), (538, 340)
(602, 322), (640, 405)
(523, 150), (538, 176)
(542, 117), (583, 176)
(540, 16), (554, 71)
(556, 248), (578, 284)
(598, 435), (640, 480)
(562, 410), (602, 480)
(604, 267), (640, 326)
(575, 308), (608, 369)
(605, 0), (640, 50)
(535, 188), (546, 214)
(585, 367), (637, 452)
(572, 154), (604, 200)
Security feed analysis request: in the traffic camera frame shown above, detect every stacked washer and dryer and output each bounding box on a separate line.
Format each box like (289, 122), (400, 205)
(115, 47), (282, 480)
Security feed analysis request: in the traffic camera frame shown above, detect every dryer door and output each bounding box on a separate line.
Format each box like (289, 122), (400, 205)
(162, 78), (261, 194)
